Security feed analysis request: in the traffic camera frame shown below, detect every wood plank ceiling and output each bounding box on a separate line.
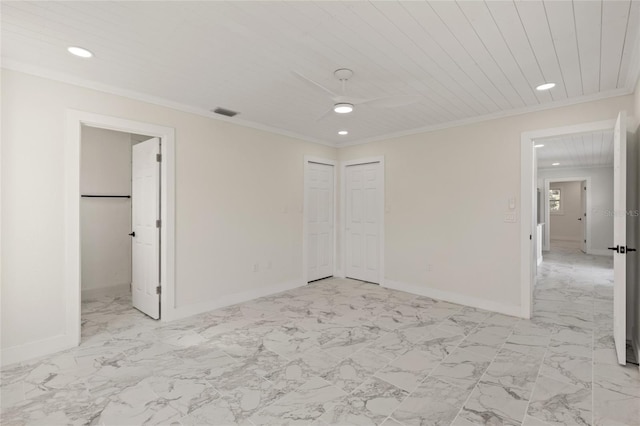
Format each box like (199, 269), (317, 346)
(2, 1), (639, 146)
(535, 130), (614, 169)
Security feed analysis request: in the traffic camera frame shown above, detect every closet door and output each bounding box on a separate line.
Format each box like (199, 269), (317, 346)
(131, 137), (161, 319)
(307, 162), (334, 282)
(345, 162), (381, 284)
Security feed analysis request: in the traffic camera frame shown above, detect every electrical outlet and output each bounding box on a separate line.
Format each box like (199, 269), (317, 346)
(426, 264), (433, 272)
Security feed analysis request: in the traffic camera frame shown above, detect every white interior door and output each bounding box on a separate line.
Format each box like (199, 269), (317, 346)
(132, 137), (161, 319)
(612, 111), (627, 365)
(346, 162), (381, 283)
(580, 181), (587, 253)
(306, 162), (334, 282)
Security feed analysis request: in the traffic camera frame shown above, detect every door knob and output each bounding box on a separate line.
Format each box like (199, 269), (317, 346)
(129, 231), (135, 237)
(578, 218), (582, 221)
(627, 247), (636, 252)
(608, 245), (619, 253)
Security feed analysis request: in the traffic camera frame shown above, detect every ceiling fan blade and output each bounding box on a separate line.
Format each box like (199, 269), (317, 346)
(316, 106), (335, 121)
(292, 71), (339, 98)
(358, 95), (422, 108)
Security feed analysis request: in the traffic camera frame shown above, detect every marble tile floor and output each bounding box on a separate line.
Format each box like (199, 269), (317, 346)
(2, 247), (639, 425)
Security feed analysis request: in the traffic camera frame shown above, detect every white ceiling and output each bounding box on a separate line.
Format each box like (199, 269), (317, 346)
(535, 130), (614, 169)
(2, 1), (639, 146)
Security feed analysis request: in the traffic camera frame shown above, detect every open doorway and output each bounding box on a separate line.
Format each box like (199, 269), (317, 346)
(65, 110), (175, 350)
(543, 177), (591, 253)
(80, 126), (161, 343)
(546, 179), (588, 251)
(523, 113), (636, 367)
(533, 128), (615, 311)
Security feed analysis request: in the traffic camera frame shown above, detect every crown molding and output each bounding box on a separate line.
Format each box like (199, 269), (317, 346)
(4, 59), (636, 151)
(1, 60), (336, 148)
(337, 87), (634, 147)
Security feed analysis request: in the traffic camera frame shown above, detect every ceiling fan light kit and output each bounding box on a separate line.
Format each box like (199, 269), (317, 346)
(293, 67), (422, 123)
(334, 103), (354, 113)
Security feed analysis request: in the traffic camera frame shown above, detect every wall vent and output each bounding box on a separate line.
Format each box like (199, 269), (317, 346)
(212, 107), (239, 117)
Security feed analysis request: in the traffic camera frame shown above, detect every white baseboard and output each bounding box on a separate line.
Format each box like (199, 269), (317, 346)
(1, 334), (76, 367)
(383, 280), (522, 318)
(551, 237), (581, 243)
(81, 283), (130, 301)
(162, 279), (304, 322)
(588, 249), (614, 256)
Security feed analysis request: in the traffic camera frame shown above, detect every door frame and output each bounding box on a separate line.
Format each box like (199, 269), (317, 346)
(66, 110), (176, 346)
(303, 156), (337, 284)
(521, 119), (615, 319)
(340, 156), (385, 284)
(542, 177), (592, 252)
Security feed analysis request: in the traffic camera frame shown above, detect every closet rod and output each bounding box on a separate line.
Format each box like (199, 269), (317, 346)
(81, 195), (131, 198)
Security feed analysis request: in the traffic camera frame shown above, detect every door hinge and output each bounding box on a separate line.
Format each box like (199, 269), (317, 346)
(584, 239), (587, 243)
(156, 219), (161, 228)
(156, 286), (161, 295)
(530, 234), (532, 240)
(156, 153), (162, 162)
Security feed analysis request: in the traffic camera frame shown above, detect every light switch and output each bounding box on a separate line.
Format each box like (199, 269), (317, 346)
(508, 197), (516, 210)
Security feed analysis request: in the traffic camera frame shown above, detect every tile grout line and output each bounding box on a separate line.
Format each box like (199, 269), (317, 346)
(449, 322), (519, 424)
(521, 334), (552, 426)
(378, 299), (468, 425)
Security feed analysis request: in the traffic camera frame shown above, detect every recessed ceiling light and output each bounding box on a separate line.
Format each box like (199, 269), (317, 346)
(552, 162), (560, 166)
(534, 144), (545, 148)
(334, 103), (353, 114)
(338, 130), (348, 135)
(536, 82), (555, 91)
(67, 46), (93, 58)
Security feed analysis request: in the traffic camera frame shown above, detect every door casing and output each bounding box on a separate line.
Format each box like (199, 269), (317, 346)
(542, 177), (592, 253)
(66, 110), (176, 348)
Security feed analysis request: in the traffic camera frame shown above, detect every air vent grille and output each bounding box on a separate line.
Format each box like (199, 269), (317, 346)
(212, 107), (239, 117)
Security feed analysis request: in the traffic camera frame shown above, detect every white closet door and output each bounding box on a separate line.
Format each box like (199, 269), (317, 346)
(346, 162), (381, 284)
(307, 162), (334, 282)
(131, 137), (161, 319)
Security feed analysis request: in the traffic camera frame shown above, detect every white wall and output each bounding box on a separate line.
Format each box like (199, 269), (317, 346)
(80, 126), (132, 295)
(548, 180), (583, 243)
(339, 94), (634, 315)
(538, 167), (614, 254)
(1, 70), (336, 360)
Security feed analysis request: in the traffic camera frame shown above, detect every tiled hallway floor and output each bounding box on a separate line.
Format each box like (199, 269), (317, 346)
(2, 248), (639, 425)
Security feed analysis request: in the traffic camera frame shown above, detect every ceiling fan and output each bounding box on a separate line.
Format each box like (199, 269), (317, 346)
(293, 68), (422, 120)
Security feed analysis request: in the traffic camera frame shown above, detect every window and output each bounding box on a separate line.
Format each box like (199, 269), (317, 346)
(549, 188), (562, 214)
